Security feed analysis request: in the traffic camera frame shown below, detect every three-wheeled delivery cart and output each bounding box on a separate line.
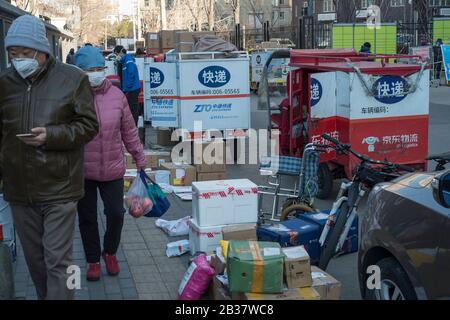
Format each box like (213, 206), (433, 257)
(258, 48), (430, 199)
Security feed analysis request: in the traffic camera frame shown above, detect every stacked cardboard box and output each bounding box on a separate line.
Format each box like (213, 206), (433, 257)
(207, 242), (341, 300)
(156, 128), (177, 147)
(175, 31), (215, 52)
(124, 150), (171, 170)
(145, 32), (161, 54)
(160, 162), (196, 186)
(192, 141), (229, 181)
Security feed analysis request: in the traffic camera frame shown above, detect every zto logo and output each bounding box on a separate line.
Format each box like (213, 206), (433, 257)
(256, 55), (262, 65)
(66, 265), (81, 290)
(150, 67), (164, 88)
(198, 66), (231, 88)
(310, 78), (323, 107)
(366, 5), (381, 30)
(362, 136), (380, 153)
(373, 75), (409, 104)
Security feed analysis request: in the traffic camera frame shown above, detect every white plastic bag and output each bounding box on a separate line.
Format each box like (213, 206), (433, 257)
(155, 216), (190, 237)
(166, 240), (190, 257)
(124, 172), (153, 218)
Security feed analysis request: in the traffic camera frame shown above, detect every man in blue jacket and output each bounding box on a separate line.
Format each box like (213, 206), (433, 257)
(116, 47), (141, 125)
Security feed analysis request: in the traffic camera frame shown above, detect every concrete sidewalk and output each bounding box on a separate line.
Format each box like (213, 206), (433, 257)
(13, 191), (193, 300)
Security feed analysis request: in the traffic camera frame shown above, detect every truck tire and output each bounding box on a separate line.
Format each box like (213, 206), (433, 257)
(317, 163), (333, 199)
(364, 257), (417, 300)
(318, 202), (349, 271)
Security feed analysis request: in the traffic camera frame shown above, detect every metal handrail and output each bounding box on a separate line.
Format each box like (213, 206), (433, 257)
(174, 51), (250, 61)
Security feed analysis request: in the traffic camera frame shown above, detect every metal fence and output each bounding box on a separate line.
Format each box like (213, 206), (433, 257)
(217, 19), (447, 53)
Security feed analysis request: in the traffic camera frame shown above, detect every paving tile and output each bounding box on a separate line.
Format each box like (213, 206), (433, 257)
(107, 293), (123, 300)
(122, 287), (139, 300)
(139, 293), (171, 300)
(132, 271), (164, 283)
(124, 249), (155, 266)
(104, 283), (122, 295)
(135, 281), (169, 294)
(121, 242), (148, 250)
(119, 277), (136, 289)
(129, 265), (160, 275)
(147, 247), (168, 257)
(121, 232), (146, 244)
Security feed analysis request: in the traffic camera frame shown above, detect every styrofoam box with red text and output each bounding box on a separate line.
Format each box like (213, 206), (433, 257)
(188, 219), (224, 255)
(192, 179), (258, 227)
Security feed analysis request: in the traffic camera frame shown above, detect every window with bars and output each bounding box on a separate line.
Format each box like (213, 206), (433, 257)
(361, 0), (374, 9)
(323, 0), (335, 12)
(390, 0), (405, 7)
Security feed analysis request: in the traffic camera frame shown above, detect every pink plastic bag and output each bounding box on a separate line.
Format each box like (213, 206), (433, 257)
(178, 254), (214, 300)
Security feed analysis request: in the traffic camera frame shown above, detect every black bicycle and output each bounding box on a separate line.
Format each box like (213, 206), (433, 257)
(426, 151), (450, 171)
(317, 134), (415, 270)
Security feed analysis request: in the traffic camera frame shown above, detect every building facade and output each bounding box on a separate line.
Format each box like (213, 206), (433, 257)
(292, 0), (450, 25)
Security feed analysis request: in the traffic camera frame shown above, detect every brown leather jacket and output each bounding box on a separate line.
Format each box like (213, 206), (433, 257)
(0, 56), (99, 204)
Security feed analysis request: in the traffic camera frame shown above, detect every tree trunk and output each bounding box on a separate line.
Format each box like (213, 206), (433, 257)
(209, 0), (215, 31)
(160, 0), (167, 30)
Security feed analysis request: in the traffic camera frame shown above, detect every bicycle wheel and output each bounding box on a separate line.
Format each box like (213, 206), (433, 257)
(280, 201), (315, 221)
(318, 202), (350, 270)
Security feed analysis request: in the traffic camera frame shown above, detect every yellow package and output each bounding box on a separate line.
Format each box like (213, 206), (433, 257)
(219, 240), (229, 259)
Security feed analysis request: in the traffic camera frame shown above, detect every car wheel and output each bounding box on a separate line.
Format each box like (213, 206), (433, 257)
(364, 257), (417, 300)
(317, 163), (333, 199)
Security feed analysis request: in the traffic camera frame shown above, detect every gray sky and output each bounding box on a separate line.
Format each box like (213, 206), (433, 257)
(119, 0), (132, 15)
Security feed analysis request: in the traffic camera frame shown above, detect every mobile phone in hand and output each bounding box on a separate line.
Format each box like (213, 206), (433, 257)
(16, 133), (37, 138)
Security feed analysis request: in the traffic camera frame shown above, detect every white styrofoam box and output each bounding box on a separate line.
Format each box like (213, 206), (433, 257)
(0, 194), (14, 242)
(192, 179), (258, 227)
(188, 219), (224, 255)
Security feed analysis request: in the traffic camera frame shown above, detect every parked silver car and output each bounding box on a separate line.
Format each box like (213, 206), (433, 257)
(359, 154), (450, 300)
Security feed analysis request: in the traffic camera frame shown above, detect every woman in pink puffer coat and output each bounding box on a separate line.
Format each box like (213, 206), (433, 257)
(75, 46), (146, 281)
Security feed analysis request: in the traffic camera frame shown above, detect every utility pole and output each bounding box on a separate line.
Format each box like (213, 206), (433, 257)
(160, 0), (167, 30)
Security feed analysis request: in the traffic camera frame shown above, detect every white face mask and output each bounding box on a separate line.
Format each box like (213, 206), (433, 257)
(12, 51), (39, 79)
(87, 70), (106, 87)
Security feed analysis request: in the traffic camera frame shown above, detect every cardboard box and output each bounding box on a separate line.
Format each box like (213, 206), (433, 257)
(160, 30), (176, 49)
(175, 31), (215, 45)
(188, 219), (224, 255)
(195, 163), (226, 173)
(210, 254), (226, 276)
(243, 287), (320, 300)
(192, 141), (232, 166)
(210, 276), (232, 300)
(161, 162), (196, 186)
(197, 172), (227, 182)
(145, 32), (160, 51)
(125, 150), (171, 169)
(222, 224), (257, 241)
(176, 43), (193, 53)
(192, 179), (258, 227)
(282, 246), (312, 289)
(311, 266), (342, 300)
(135, 41), (145, 49)
(227, 241), (284, 294)
(157, 129), (177, 146)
